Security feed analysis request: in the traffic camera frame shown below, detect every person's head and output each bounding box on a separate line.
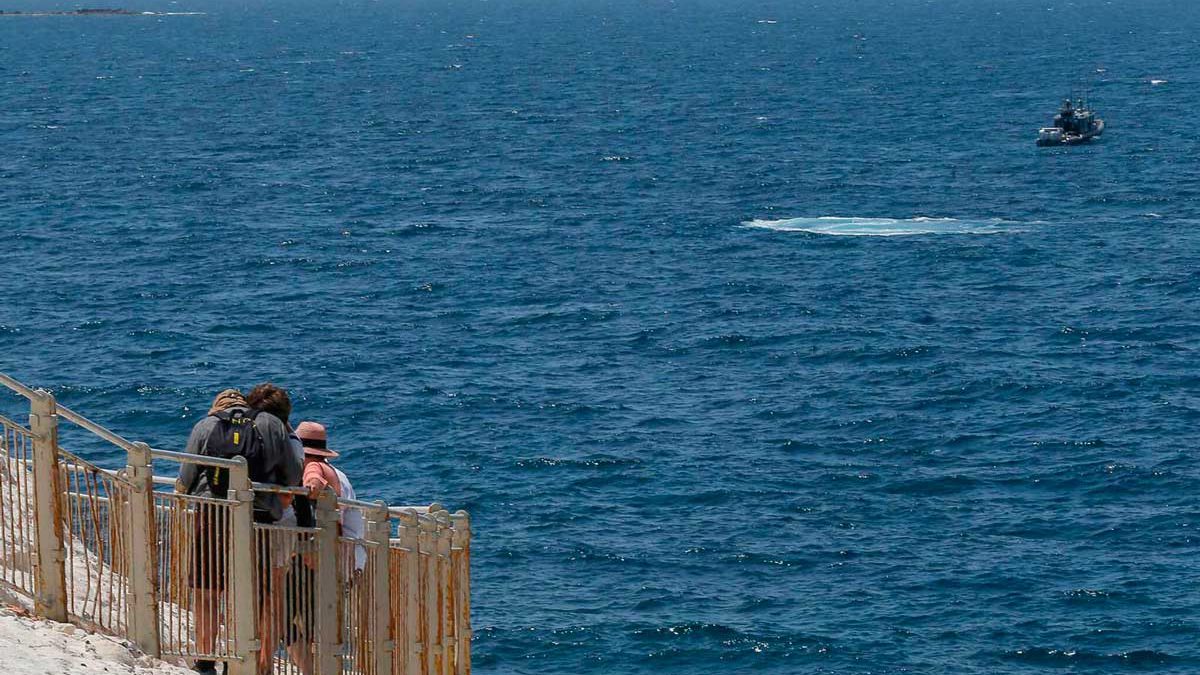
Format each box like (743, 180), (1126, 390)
(246, 382), (292, 424)
(208, 388), (246, 416)
(295, 421), (338, 463)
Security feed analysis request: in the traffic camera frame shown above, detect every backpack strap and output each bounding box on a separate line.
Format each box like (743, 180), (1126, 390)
(183, 411), (229, 495)
(214, 407), (259, 423)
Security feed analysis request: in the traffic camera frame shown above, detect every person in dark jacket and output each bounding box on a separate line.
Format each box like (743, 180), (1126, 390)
(244, 382), (312, 674)
(178, 388), (302, 675)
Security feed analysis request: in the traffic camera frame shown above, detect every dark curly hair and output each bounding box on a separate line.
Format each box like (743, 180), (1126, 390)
(246, 382), (292, 424)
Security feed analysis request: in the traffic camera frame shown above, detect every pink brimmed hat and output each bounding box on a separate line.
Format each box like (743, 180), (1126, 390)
(295, 421), (339, 459)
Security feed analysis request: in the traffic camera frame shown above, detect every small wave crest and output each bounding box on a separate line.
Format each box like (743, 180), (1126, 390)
(742, 216), (1020, 236)
(1004, 647), (1173, 665)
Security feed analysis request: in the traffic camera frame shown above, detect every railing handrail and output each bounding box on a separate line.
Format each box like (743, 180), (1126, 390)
(1, 371), (139, 452)
(151, 446), (246, 469)
(160, 476), (444, 521)
(250, 481), (308, 496)
(339, 495), (389, 510)
(57, 402), (139, 452)
(390, 504), (440, 517)
(0, 371), (38, 399)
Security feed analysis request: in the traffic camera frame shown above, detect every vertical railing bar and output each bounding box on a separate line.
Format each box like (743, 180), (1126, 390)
(1, 425), (12, 590)
(116, 476), (127, 631)
(15, 424), (22, 591)
(12, 425), (17, 589)
(24, 428), (34, 594)
(388, 528), (403, 675)
(203, 500), (212, 658)
(77, 466), (94, 621)
(180, 497), (188, 656)
(85, 468), (105, 624)
(421, 515), (437, 675)
(443, 522), (451, 675)
(6, 425), (13, 590)
(228, 459), (257, 675)
(126, 442), (160, 656)
(369, 504), (391, 675)
(62, 466), (75, 616)
(175, 498), (180, 653)
(315, 489), (343, 675)
(223, 497), (234, 661)
(436, 512), (452, 675)
(1, 425), (8, 588)
(0, 424), (12, 591)
(401, 513), (420, 675)
(30, 390), (67, 621)
(450, 512), (471, 675)
(65, 466), (79, 618)
(6, 424), (13, 589)
(105, 476), (117, 630)
(12, 424), (19, 591)
(2, 424), (8, 586)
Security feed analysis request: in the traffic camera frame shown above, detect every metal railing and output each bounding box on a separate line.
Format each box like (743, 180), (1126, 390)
(0, 413), (37, 599)
(59, 446), (134, 634)
(0, 372), (472, 675)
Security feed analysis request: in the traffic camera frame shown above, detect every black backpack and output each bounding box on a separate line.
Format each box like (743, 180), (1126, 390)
(199, 407), (265, 498)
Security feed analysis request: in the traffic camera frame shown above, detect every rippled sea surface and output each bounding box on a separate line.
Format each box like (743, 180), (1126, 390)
(4, 0), (1200, 672)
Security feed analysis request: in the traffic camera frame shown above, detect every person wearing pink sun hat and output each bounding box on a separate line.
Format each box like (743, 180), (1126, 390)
(285, 421), (363, 675)
(295, 421), (341, 496)
(293, 423), (362, 560)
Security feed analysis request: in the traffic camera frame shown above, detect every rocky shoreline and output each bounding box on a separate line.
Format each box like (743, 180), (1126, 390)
(0, 589), (193, 675)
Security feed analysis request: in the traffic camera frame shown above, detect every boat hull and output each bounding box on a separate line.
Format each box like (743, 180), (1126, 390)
(1037, 119), (1104, 146)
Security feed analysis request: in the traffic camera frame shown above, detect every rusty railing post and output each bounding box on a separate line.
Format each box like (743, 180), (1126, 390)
(450, 511), (471, 675)
(227, 459), (258, 675)
(315, 489), (342, 675)
(398, 510), (421, 675)
(420, 514), (438, 675)
(435, 510), (453, 675)
(30, 389), (67, 622)
(125, 442), (160, 656)
(368, 503), (393, 675)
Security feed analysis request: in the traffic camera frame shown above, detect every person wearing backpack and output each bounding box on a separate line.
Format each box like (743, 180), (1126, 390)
(177, 388), (303, 675)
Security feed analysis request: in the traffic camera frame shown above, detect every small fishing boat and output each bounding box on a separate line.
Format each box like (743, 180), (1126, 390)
(1037, 95), (1104, 146)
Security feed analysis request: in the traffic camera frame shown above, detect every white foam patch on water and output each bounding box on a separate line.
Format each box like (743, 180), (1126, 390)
(742, 216), (1020, 236)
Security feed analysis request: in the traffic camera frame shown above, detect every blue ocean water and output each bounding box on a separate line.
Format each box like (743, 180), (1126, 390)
(3, 0), (1200, 672)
